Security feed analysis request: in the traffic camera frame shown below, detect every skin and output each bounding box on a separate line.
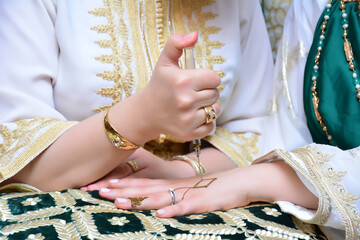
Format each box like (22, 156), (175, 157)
(81, 146), (237, 191)
(99, 161), (319, 218)
(1, 32), (223, 191)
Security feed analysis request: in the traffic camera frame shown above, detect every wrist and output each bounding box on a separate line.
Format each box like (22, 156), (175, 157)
(239, 165), (276, 205)
(169, 155), (205, 178)
(109, 95), (160, 145)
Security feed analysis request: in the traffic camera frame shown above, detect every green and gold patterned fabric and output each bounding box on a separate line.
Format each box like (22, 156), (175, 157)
(0, 190), (327, 239)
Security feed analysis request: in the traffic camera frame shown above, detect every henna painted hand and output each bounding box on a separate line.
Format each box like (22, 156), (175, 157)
(98, 168), (252, 218)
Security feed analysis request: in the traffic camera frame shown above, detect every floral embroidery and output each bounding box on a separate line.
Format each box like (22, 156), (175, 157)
(262, 207), (282, 217)
(187, 215), (207, 220)
(22, 197), (41, 206)
(109, 216), (130, 226)
(26, 233), (45, 240)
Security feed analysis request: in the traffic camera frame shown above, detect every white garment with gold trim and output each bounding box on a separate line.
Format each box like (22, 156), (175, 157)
(0, 1), (274, 181)
(258, 0), (360, 239)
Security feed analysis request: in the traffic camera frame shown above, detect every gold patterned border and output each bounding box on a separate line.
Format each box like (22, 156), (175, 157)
(0, 120), (77, 182)
(205, 127), (259, 166)
(276, 146), (360, 239)
(90, 0), (226, 112)
(275, 149), (332, 226)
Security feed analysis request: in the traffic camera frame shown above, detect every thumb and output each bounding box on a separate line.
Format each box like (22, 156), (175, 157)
(157, 32), (198, 67)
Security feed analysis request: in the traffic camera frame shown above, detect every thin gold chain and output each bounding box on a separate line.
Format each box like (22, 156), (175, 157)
(311, 0), (333, 141)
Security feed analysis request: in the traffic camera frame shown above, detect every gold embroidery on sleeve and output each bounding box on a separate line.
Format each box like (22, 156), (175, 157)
(89, 0), (135, 112)
(90, 0), (226, 113)
(278, 146), (360, 239)
(277, 149), (332, 226)
(90, 1), (227, 157)
(301, 146), (360, 240)
(0, 119), (76, 182)
(205, 127), (259, 166)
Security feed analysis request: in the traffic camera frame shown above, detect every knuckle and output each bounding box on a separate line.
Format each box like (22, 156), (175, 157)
(176, 96), (193, 110)
(178, 113), (194, 128)
(175, 75), (191, 88)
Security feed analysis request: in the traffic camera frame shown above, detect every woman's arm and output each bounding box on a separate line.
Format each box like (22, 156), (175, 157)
(0, 0), (220, 191)
(98, 160), (318, 217)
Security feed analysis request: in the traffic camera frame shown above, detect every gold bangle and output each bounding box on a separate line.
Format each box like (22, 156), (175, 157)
(170, 155), (206, 176)
(104, 108), (140, 150)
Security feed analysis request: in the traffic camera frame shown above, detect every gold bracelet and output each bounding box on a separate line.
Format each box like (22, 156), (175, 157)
(170, 155), (206, 176)
(104, 108), (140, 150)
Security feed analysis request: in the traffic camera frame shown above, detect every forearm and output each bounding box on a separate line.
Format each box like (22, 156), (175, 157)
(5, 97), (157, 191)
(247, 161), (319, 209)
(187, 147), (237, 174)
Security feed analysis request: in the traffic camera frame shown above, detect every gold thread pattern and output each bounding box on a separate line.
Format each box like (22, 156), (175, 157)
(278, 149), (332, 225)
(204, 127), (259, 166)
(0, 119), (77, 183)
(276, 146), (360, 239)
(263, 0), (292, 59)
(89, 0), (135, 112)
(89, 0), (227, 157)
(0, 189), (327, 239)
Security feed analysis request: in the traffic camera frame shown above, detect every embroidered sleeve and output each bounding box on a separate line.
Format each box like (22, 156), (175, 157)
(0, 1), (78, 184)
(204, 127), (259, 166)
(255, 144), (360, 239)
(0, 119), (77, 183)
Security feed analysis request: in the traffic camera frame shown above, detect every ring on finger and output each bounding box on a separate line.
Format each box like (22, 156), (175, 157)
(126, 160), (139, 173)
(203, 106), (217, 124)
(168, 188), (177, 205)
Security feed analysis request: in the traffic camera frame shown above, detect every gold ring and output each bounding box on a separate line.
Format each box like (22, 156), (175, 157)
(204, 106), (217, 124)
(126, 160), (139, 173)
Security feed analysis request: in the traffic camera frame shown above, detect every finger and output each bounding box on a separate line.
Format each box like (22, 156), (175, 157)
(114, 190), (175, 210)
(190, 123), (216, 141)
(87, 183), (100, 191)
(157, 32), (198, 67)
(194, 89), (220, 108)
(156, 199), (201, 218)
(191, 103), (220, 132)
(99, 183), (167, 201)
(185, 68), (221, 91)
(109, 178), (166, 188)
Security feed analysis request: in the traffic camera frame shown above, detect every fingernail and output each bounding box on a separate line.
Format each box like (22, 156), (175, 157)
(116, 198), (128, 203)
(109, 179), (119, 183)
(157, 209), (165, 215)
(89, 184), (99, 190)
(184, 32), (196, 40)
(100, 188), (111, 193)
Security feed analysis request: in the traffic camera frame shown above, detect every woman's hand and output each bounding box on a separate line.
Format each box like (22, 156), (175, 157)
(99, 167), (251, 218)
(143, 32), (221, 141)
(81, 148), (196, 191)
(111, 32), (221, 146)
(98, 161), (319, 218)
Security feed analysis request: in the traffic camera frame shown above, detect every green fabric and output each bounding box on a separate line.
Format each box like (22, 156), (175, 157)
(304, 0), (360, 150)
(0, 189), (327, 239)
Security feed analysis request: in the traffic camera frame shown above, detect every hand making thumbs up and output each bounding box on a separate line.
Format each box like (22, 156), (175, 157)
(140, 32), (221, 142)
